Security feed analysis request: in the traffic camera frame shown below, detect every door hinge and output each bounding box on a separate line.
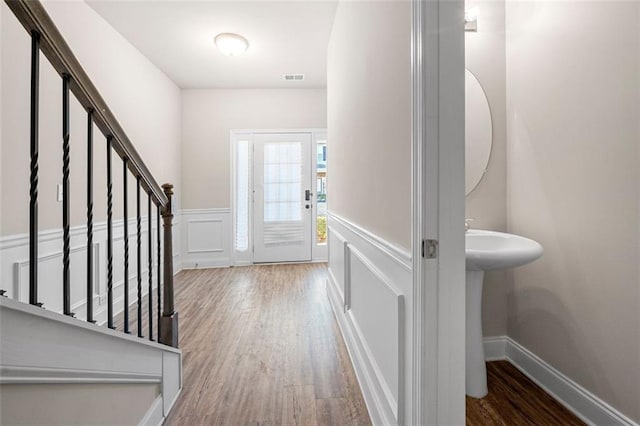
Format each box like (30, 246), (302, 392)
(422, 239), (438, 259)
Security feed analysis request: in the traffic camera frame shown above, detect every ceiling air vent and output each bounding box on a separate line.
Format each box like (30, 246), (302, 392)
(283, 73), (305, 81)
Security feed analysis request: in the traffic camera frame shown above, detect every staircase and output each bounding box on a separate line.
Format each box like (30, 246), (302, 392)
(0, 297), (182, 425)
(0, 1), (181, 424)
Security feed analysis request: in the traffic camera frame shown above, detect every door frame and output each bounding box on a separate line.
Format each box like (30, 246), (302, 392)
(229, 129), (328, 266)
(411, 0), (465, 425)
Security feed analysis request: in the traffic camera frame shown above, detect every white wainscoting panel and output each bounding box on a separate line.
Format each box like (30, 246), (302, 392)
(186, 220), (224, 253)
(0, 214), (182, 325)
(172, 215), (182, 274)
(12, 243), (99, 312)
(349, 245), (404, 423)
(327, 212), (412, 426)
(180, 209), (230, 269)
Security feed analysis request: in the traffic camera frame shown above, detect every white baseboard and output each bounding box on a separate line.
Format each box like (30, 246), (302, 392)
(163, 387), (182, 422)
(483, 336), (638, 426)
(181, 259), (230, 269)
(483, 336), (507, 361)
(139, 395), (164, 426)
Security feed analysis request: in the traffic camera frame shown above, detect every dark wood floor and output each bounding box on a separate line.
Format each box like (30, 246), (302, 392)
(161, 264), (371, 425)
(466, 361), (585, 426)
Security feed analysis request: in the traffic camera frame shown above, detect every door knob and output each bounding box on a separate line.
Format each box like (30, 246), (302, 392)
(305, 204), (311, 209)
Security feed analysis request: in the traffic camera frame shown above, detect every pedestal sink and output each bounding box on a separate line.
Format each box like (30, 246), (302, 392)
(465, 229), (543, 398)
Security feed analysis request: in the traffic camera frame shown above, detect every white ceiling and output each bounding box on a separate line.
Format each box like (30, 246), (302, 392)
(87, 1), (338, 89)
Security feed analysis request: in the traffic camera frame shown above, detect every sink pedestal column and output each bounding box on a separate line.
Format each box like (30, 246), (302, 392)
(466, 269), (487, 398)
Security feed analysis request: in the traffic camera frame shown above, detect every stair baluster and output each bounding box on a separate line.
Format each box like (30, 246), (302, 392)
(137, 177), (143, 338)
(62, 74), (73, 317)
(87, 109), (95, 323)
(148, 193), (153, 341)
(106, 136), (114, 329)
(123, 158), (130, 333)
(29, 30), (41, 307)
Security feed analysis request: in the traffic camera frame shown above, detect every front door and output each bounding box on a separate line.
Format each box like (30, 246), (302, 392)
(252, 133), (313, 263)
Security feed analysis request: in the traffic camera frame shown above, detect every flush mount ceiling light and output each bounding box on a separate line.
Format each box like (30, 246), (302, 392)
(215, 33), (249, 56)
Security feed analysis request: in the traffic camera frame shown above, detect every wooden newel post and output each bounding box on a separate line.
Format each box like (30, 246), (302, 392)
(160, 183), (179, 347)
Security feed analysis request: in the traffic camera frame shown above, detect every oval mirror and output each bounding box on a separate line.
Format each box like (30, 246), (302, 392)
(465, 69), (493, 195)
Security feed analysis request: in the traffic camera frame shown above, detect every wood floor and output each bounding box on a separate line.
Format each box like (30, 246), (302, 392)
(466, 361), (585, 426)
(115, 263), (585, 425)
(161, 263), (371, 426)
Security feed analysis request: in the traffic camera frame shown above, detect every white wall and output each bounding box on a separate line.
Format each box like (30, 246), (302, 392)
(327, 1), (411, 250)
(327, 1), (413, 424)
(465, 0), (508, 337)
(1, 0), (182, 236)
(181, 89), (327, 209)
(505, 1), (640, 422)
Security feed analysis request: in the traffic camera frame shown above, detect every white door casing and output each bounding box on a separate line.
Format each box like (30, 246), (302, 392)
(252, 132), (313, 263)
(412, 0), (466, 425)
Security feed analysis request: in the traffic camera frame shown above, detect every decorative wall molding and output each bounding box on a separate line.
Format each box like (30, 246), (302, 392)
(0, 365), (162, 385)
(186, 219), (225, 254)
(328, 212), (411, 271)
(327, 216), (412, 426)
(328, 275), (386, 425)
(180, 209), (231, 269)
(327, 227), (347, 305)
(328, 267), (404, 426)
(328, 214), (412, 307)
(0, 217), (155, 249)
(343, 239), (352, 310)
(349, 244), (404, 424)
(181, 208), (230, 216)
(483, 336), (638, 426)
(0, 222), (108, 250)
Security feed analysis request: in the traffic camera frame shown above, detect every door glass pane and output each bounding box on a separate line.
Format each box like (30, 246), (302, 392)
(263, 142), (303, 222)
(316, 141), (327, 244)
